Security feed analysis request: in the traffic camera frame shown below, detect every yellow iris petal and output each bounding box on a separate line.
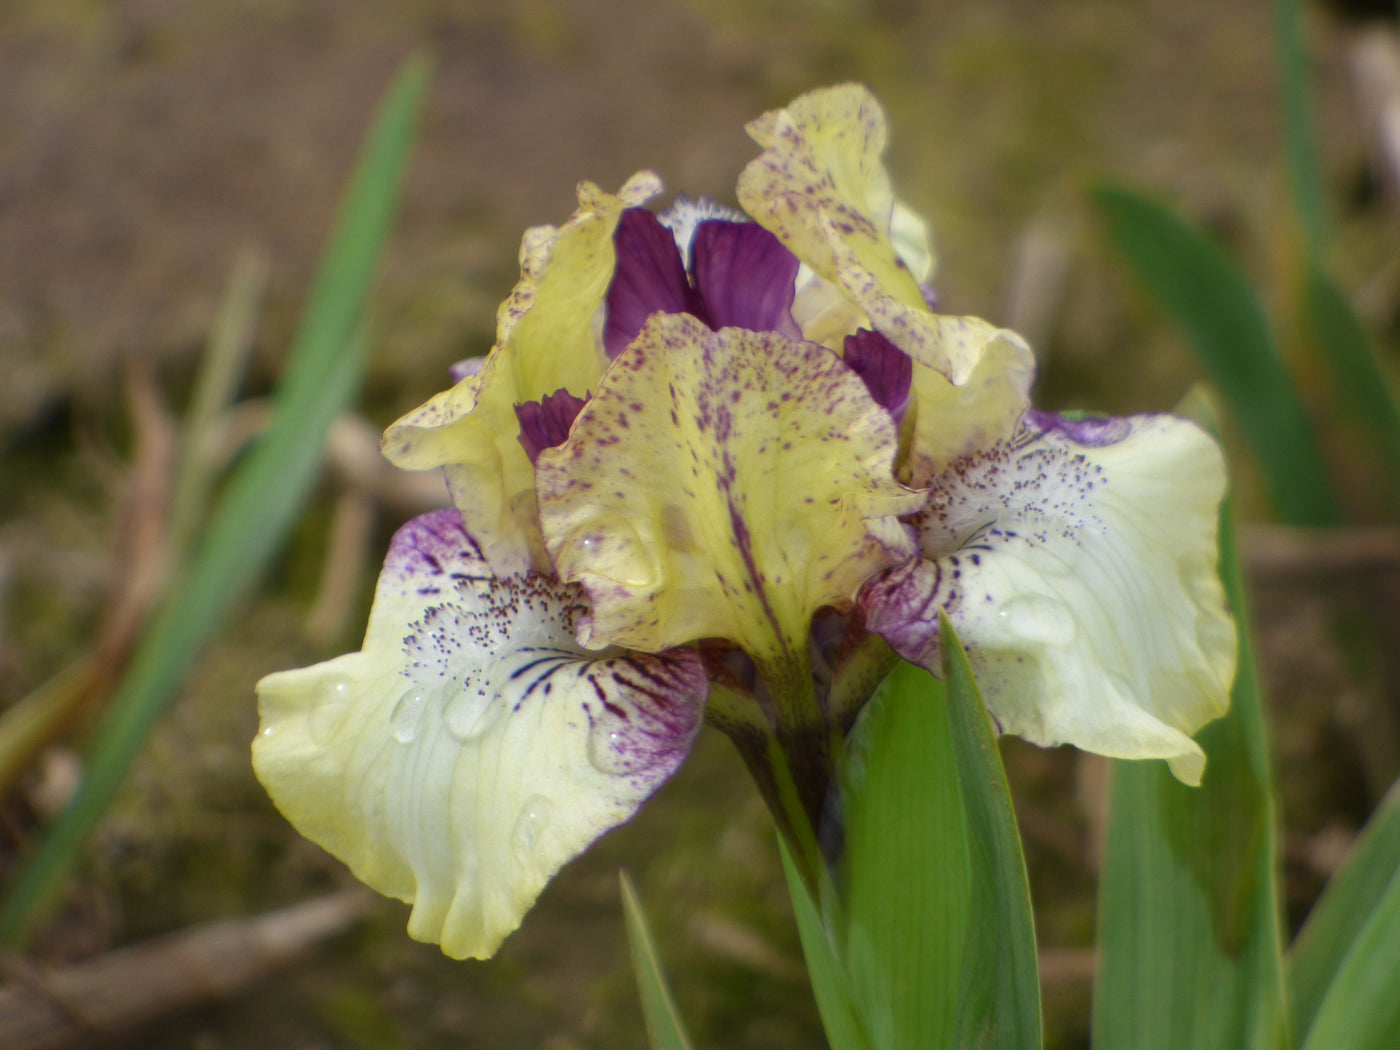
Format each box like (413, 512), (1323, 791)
(535, 313), (922, 668)
(381, 172), (662, 569)
(739, 84), (927, 313)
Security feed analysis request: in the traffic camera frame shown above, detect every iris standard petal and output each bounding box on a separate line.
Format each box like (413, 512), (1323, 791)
(734, 84), (1033, 478)
(534, 312), (922, 667)
(689, 220), (802, 339)
(603, 207), (704, 358)
(381, 173), (662, 570)
(737, 84), (928, 311)
(860, 413), (1235, 784)
(253, 509), (706, 959)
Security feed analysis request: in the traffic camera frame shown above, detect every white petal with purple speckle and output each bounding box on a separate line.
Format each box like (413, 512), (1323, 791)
(861, 413), (1235, 784)
(254, 509), (706, 959)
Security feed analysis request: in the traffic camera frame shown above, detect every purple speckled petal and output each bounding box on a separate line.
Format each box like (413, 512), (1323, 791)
(859, 415), (1237, 784)
(603, 208), (706, 358)
(690, 220), (802, 339)
(515, 389), (589, 465)
(254, 507), (708, 959)
(1024, 408), (1133, 447)
(843, 328), (912, 423)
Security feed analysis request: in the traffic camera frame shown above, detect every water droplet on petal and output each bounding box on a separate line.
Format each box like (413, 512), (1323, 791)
(562, 514), (657, 588)
(390, 691), (426, 744)
(996, 594), (1077, 646)
(444, 688), (500, 741)
(511, 795), (554, 862)
(587, 724), (634, 776)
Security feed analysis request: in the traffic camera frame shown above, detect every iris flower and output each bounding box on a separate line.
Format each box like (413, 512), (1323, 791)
(253, 85), (1236, 960)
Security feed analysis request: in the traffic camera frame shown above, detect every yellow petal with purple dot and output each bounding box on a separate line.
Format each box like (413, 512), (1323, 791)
(380, 172), (662, 570)
(535, 312), (922, 670)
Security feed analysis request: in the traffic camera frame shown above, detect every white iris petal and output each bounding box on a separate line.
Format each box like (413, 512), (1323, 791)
(254, 510), (706, 959)
(863, 414), (1235, 784)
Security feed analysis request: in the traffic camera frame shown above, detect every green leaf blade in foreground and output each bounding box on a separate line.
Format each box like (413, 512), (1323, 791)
(1288, 778), (1400, 1041)
(941, 615), (1042, 1050)
(1296, 864), (1400, 1050)
(778, 838), (873, 1050)
(1092, 186), (1337, 528)
(840, 660), (971, 1050)
(1092, 501), (1288, 1050)
(0, 55), (431, 945)
(620, 872), (694, 1050)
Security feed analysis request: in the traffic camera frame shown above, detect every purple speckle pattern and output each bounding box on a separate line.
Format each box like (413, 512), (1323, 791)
(515, 389), (589, 465)
(536, 313), (917, 654)
(379, 509), (707, 790)
(860, 423), (1120, 664)
(1025, 409), (1132, 448)
(842, 328), (913, 423)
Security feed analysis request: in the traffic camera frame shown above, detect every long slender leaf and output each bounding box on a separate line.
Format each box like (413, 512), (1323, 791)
(1303, 264), (1400, 504)
(1092, 499), (1288, 1050)
(1093, 187), (1338, 527)
(1288, 777), (1400, 1039)
(0, 55), (431, 945)
(1273, 0), (1325, 254)
(778, 838), (873, 1050)
(839, 660), (970, 1050)
(1296, 864), (1400, 1050)
(941, 615), (1042, 1050)
(620, 871), (694, 1050)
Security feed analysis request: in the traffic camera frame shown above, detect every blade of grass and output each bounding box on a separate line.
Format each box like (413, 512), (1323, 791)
(0, 54), (431, 945)
(1303, 264), (1400, 505)
(620, 871), (694, 1050)
(1274, 0), (1326, 254)
(839, 660), (970, 1050)
(1296, 863), (1400, 1050)
(1092, 186), (1338, 527)
(169, 248), (270, 558)
(1092, 497), (1288, 1050)
(1288, 777), (1400, 1039)
(941, 615), (1042, 1050)
(778, 837), (873, 1050)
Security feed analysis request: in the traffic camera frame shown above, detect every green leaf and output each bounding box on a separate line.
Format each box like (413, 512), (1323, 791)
(778, 837), (873, 1050)
(941, 615), (1042, 1050)
(1289, 778), (1400, 1039)
(1302, 264), (1400, 505)
(1092, 186), (1338, 527)
(839, 660), (971, 1049)
(1273, 0), (1325, 254)
(0, 55), (431, 945)
(1092, 499), (1288, 1050)
(1296, 864), (1400, 1050)
(620, 871), (695, 1050)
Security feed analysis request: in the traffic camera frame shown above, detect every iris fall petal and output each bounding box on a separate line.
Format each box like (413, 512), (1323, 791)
(860, 413), (1235, 784)
(253, 509), (706, 959)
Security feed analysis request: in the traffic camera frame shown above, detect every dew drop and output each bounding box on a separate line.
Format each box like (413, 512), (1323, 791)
(390, 691), (426, 744)
(587, 724), (633, 776)
(565, 514), (657, 587)
(511, 795), (554, 861)
(444, 688), (500, 741)
(996, 594), (1077, 646)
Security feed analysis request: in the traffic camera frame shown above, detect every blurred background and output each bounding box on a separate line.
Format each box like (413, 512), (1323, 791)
(1, 0), (1398, 1047)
